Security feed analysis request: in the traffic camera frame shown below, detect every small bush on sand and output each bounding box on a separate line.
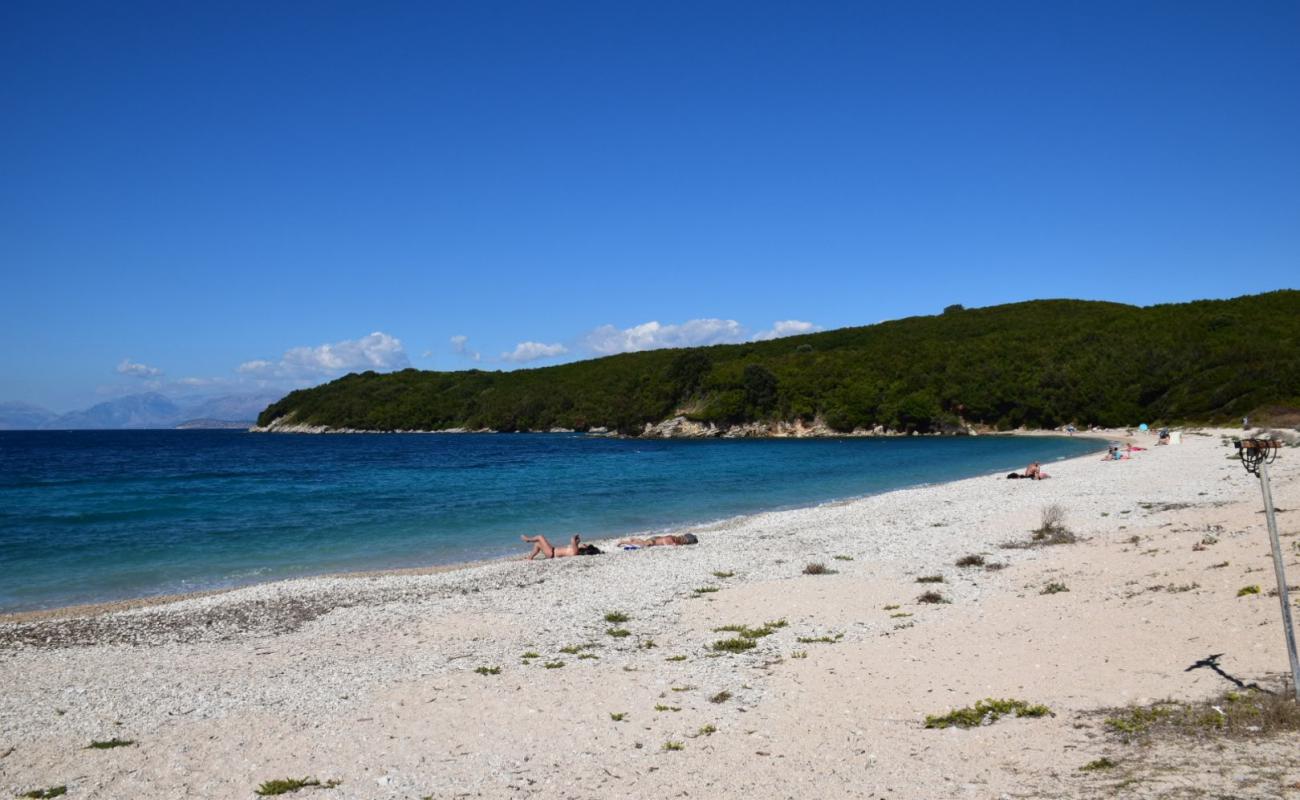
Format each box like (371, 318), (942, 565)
(796, 633), (843, 644)
(925, 698), (1051, 729)
(20, 788), (67, 799)
(665, 655), (687, 662)
(916, 575), (944, 584)
(1005, 504), (1077, 548)
(88, 738), (135, 749)
(610, 712), (627, 722)
(1237, 585), (1261, 597)
(713, 620), (786, 640)
(803, 562), (835, 575)
(1041, 582), (1069, 595)
(710, 690), (732, 704)
(833, 555), (854, 561)
(255, 777), (340, 796)
(955, 554), (985, 568)
(543, 661), (565, 669)
(1080, 757), (1118, 771)
(696, 724), (717, 736)
(662, 740), (684, 751)
(711, 637), (757, 653)
(473, 666), (501, 675)
(917, 590), (949, 604)
(712, 571), (735, 578)
(603, 611), (630, 623)
(606, 628), (632, 637)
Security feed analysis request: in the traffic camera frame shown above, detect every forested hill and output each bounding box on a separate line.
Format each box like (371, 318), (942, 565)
(257, 291), (1300, 434)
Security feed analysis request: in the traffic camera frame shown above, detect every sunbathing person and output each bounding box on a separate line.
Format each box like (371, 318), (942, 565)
(521, 533), (582, 560)
(618, 533), (699, 548)
(1023, 462), (1050, 480)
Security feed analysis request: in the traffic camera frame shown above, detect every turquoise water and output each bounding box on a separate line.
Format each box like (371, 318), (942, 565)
(0, 430), (1101, 612)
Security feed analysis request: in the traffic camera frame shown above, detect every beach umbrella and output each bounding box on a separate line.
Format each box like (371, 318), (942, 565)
(1139, 423), (1149, 432)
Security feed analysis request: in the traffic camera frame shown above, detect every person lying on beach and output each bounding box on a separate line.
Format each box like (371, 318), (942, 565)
(1022, 462), (1050, 480)
(521, 533), (585, 560)
(617, 533), (699, 548)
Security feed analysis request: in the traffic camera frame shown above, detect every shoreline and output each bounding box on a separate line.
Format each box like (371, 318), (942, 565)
(0, 431), (1114, 624)
(4, 427), (1297, 798)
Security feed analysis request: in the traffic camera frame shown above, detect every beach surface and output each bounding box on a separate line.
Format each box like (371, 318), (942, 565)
(3, 429), (1299, 799)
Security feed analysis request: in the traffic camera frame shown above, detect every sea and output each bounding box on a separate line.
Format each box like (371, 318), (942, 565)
(0, 430), (1102, 612)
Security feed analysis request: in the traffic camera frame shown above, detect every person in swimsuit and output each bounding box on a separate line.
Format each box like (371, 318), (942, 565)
(521, 533), (582, 560)
(617, 533), (699, 547)
(1023, 462), (1050, 480)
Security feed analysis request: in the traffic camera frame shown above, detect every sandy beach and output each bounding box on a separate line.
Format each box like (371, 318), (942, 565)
(3, 429), (1299, 799)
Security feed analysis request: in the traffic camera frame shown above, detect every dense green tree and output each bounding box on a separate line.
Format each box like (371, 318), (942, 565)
(257, 292), (1300, 434)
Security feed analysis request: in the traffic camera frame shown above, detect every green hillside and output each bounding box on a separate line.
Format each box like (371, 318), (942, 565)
(257, 291), (1300, 434)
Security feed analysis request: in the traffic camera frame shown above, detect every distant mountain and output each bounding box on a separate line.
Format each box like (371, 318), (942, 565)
(0, 402), (57, 430)
(183, 392), (282, 423)
(175, 418), (255, 430)
(48, 392), (183, 429)
(0, 391), (288, 430)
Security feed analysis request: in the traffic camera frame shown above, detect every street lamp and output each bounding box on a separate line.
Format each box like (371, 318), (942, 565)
(1233, 437), (1299, 701)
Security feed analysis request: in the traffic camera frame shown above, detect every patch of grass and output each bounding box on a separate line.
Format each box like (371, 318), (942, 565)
(665, 655), (687, 662)
(1238, 585), (1262, 597)
(882, 604), (900, 610)
(712, 571), (735, 578)
(606, 628), (632, 637)
(955, 554), (985, 567)
(654, 704), (681, 712)
(790, 650), (808, 659)
(710, 690), (732, 704)
(711, 637), (757, 653)
(662, 740), (684, 751)
(693, 586), (720, 595)
(984, 562), (1006, 571)
(521, 651), (540, 659)
(916, 574), (945, 584)
(603, 611), (630, 624)
(578, 653), (599, 660)
(640, 639), (656, 649)
(833, 555), (854, 561)
(255, 777), (340, 796)
(20, 788), (67, 799)
(889, 612), (913, 618)
(1210, 561), (1230, 569)
(1103, 686), (1300, 740)
(697, 724), (717, 736)
(803, 562), (835, 575)
(712, 619), (787, 640)
(558, 645), (582, 654)
(917, 590), (950, 604)
(1041, 582), (1069, 595)
(474, 666), (501, 675)
(796, 633), (843, 644)
(543, 661), (565, 669)
(87, 737), (135, 749)
(1080, 757), (1118, 771)
(610, 712), (627, 722)
(924, 698), (1052, 729)
(670, 685), (695, 692)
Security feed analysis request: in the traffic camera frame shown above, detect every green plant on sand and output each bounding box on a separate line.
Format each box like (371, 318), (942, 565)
(924, 698), (1052, 729)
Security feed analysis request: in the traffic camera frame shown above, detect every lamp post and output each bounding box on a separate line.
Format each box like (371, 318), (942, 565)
(1234, 438), (1299, 701)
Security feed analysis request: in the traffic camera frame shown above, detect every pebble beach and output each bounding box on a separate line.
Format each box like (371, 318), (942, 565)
(3, 429), (1299, 799)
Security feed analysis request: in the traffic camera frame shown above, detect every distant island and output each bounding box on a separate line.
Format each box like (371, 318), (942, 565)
(256, 292), (1300, 436)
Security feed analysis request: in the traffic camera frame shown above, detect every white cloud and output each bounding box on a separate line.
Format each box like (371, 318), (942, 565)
(752, 320), (820, 341)
(116, 358), (163, 378)
(583, 318), (747, 355)
(238, 332), (410, 379)
(501, 341), (569, 363)
(450, 334), (481, 362)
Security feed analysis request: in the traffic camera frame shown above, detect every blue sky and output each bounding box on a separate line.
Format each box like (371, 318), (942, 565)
(2, 1), (1297, 411)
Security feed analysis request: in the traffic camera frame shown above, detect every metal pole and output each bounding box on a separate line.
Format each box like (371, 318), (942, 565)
(1258, 458), (1300, 702)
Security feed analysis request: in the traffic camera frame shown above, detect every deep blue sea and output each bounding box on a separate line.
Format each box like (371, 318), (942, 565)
(0, 431), (1102, 612)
